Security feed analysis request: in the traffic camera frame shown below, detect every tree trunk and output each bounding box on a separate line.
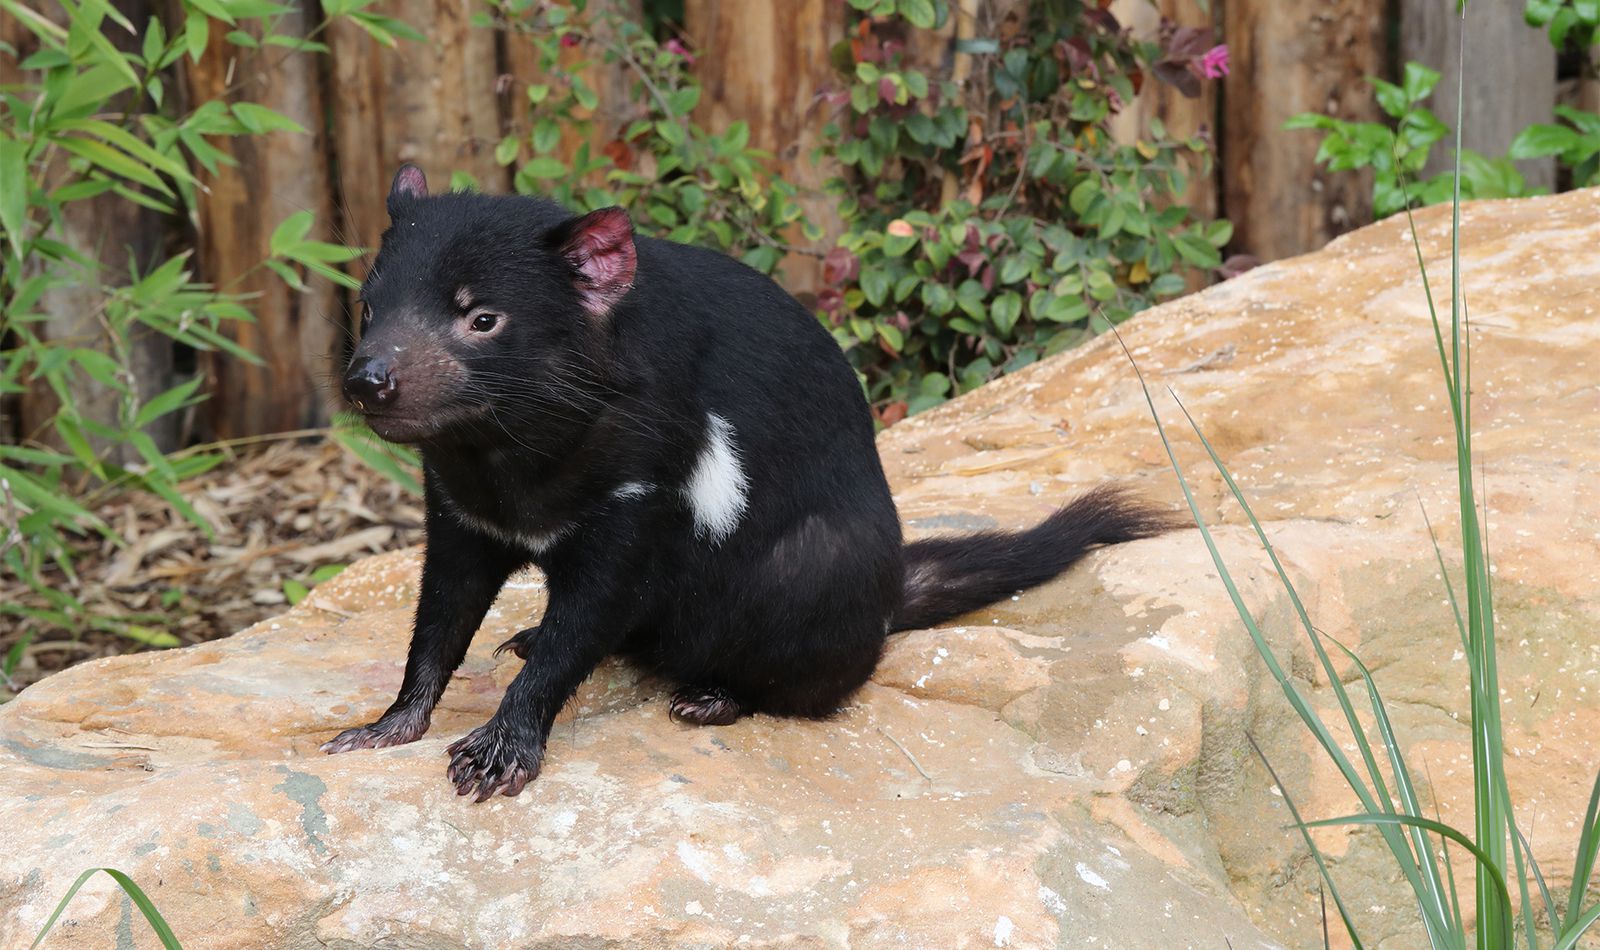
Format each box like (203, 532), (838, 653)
(1222, 0), (1386, 262)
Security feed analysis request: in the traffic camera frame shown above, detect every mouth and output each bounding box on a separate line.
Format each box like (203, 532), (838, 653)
(360, 411), (441, 444)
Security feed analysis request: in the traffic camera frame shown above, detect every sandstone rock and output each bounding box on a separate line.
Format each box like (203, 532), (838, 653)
(3, 189), (1597, 948)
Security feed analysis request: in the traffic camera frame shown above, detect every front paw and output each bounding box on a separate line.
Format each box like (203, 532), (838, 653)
(445, 719), (543, 801)
(320, 708), (429, 754)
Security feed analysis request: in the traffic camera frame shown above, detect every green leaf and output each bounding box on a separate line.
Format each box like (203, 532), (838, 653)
(284, 579), (309, 605)
(494, 134), (519, 166)
(184, 6), (209, 61)
(56, 137), (174, 196)
(1173, 233), (1222, 269)
(54, 119), (196, 184)
(998, 255), (1031, 285)
(1068, 177), (1099, 216)
(310, 563), (347, 584)
(1149, 272), (1187, 296)
(860, 267), (891, 307)
(135, 377), (204, 429)
(991, 291), (1022, 335)
(0, 132), (28, 260)
(1526, 0), (1561, 24)
(1508, 122), (1579, 159)
(899, 0), (938, 29)
(522, 156), (567, 180)
(269, 211), (314, 256)
(231, 102), (306, 135)
(532, 117), (561, 155)
(54, 414), (104, 479)
(1400, 61), (1441, 102)
(667, 85), (701, 117)
(1369, 77), (1408, 117)
(875, 322), (903, 352)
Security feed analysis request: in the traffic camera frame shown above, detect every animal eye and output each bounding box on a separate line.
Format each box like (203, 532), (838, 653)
(470, 311), (499, 333)
(359, 303), (372, 333)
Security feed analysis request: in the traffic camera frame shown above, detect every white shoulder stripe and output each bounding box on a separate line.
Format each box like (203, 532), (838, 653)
(684, 412), (749, 545)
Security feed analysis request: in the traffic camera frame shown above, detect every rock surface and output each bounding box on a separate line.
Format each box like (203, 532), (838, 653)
(4, 189), (1598, 949)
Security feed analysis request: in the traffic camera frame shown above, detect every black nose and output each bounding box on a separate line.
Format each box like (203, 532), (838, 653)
(343, 356), (397, 411)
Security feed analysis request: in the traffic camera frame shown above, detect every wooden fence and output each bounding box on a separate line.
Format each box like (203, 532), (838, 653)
(5, 0), (1594, 444)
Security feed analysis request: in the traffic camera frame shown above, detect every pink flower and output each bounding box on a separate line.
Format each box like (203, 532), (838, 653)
(1198, 44), (1229, 79)
(664, 38), (696, 65)
(559, 32), (580, 48)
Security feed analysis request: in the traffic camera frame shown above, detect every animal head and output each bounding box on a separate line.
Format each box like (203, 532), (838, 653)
(342, 164), (637, 444)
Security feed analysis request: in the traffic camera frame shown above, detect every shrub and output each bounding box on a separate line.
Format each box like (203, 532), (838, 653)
(478, 0), (815, 277)
(1287, 3), (1599, 217)
(819, 0), (1233, 418)
(0, 0), (406, 645)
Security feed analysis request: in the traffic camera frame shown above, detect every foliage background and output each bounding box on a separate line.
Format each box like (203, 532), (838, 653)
(0, 0), (1594, 673)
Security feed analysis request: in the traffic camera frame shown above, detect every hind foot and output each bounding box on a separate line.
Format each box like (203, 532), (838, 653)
(668, 686), (743, 726)
(494, 625), (541, 660)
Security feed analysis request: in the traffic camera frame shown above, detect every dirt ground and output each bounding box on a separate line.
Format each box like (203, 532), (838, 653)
(0, 439), (425, 699)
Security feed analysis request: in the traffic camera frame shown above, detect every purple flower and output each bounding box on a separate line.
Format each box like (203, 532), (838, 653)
(1198, 44), (1229, 79)
(664, 38), (696, 65)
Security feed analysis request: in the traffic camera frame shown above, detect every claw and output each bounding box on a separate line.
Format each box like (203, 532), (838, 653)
(323, 710), (429, 754)
(493, 625), (539, 660)
(441, 721), (543, 802)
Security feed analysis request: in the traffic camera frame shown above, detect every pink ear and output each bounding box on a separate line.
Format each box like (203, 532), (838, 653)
(557, 207), (637, 317)
(388, 164), (427, 214)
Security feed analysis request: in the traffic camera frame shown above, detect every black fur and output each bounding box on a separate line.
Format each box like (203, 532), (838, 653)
(320, 165), (1170, 800)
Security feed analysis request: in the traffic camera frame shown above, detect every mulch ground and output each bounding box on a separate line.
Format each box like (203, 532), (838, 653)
(0, 439), (425, 699)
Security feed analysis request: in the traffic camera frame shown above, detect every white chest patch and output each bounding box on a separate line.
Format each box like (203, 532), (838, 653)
(683, 412), (749, 545)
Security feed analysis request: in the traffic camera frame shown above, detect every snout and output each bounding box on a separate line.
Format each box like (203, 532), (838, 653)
(343, 356), (398, 412)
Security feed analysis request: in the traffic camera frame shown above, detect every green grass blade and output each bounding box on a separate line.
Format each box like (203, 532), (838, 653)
(1323, 633), (1457, 944)
(31, 867), (181, 949)
(1565, 771), (1600, 930)
(1509, 824), (1540, 950)
(1302, 813), (1513, 950)
(1417, 498), (1469, 655)
(1247, 733), (1365, 948)
(1115, 331), (1451, 947)
(1171, 395), (1398, 811)
(1167, 393), (1452, 944)
(1428, 761), (1468, 940)
(1554, 905), (1599, 950)
(1512, 820), (1560, 941)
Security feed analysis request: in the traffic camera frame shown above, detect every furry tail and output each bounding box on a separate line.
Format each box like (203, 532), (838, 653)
(890, 485), (1173, 632)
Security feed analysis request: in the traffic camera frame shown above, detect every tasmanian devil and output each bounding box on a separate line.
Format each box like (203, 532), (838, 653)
(320, 164), (1169, 801)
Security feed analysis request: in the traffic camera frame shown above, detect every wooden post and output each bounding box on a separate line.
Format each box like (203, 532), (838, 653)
(328, 1), (506, 267)
(1221, 0), (1386, 262)
(1401, 0), (1557, 190)
(182, 5), (340, 438)
(684, 0), (849, 297)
